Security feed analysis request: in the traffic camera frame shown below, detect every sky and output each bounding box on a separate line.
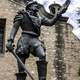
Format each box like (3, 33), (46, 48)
(34, 0), (80, 29)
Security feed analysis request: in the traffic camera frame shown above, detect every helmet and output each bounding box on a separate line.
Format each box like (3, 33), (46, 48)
(26, 1), (38, 10)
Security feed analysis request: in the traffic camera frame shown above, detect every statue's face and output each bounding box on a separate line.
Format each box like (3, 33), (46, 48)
(29, 4), (40, 12)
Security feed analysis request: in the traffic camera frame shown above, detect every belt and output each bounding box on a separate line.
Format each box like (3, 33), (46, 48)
(22, 31), (39, 37)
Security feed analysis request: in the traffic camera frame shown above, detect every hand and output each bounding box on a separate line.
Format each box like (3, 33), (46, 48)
(6, 40), (14, 52)
(61, 7), (67, 14)
(60, 0), (71, 14)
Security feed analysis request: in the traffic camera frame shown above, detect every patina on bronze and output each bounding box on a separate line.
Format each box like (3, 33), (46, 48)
(6, 0), (70, 80)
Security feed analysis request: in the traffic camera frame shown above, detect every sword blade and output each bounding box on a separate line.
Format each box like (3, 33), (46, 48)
(10, 50), (35, 80)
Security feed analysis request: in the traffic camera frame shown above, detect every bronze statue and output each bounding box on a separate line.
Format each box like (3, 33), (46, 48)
(6, 0), (70, 80)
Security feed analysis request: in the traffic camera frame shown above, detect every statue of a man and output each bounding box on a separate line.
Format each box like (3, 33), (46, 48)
(6, 0), (70, 80)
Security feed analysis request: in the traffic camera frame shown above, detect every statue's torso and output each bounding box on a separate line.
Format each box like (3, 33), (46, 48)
(20, 11), (41, 36)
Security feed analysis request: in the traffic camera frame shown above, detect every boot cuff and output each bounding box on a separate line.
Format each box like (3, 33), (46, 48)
(15, 72), (27, 76)
(36, 60), (48, 65)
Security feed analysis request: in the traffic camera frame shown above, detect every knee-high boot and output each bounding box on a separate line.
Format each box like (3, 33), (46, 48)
(15, 55), (27, 80)
(36, 60), (48, 80)
(15, 72), (27, 80)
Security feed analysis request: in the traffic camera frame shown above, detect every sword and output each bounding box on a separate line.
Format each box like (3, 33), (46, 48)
(6, 49), (35, 80)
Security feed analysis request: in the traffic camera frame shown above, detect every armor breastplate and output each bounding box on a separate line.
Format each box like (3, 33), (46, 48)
(29, 14), (41, 28)
(21, 12), (41, 36)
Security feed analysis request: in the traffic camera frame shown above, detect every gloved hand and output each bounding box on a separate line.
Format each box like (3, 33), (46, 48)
(61, 0), (71, 14)
(6, 40), (14, 52)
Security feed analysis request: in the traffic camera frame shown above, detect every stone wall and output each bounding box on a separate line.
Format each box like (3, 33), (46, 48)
(0, 0), (80, 80)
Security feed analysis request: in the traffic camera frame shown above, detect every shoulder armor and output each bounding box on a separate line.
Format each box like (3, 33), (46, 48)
(13, 10), (24, 23)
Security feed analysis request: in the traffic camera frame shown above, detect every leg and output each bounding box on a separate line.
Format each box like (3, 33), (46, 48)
(30, 38), (48, 80)
(17, 56), (26, 73)
(35, 45), (48, 80)
(15, 56), (27, 80)
(15, 35), (30, 80)
(35, 45), (46, 60)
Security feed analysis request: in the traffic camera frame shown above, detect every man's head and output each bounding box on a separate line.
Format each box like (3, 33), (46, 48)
(26, 1), (41, 12)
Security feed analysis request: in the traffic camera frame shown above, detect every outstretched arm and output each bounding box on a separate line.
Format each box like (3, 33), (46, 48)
(41, 0), (71, 26)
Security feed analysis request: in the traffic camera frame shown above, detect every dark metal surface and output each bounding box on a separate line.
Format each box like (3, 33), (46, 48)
(7, 49), (35, 80)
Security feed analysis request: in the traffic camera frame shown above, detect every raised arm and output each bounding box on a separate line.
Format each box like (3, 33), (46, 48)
(41, 0), (70, 26)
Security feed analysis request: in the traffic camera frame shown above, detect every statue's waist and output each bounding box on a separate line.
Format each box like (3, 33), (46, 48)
(22, 31), (40, 37)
